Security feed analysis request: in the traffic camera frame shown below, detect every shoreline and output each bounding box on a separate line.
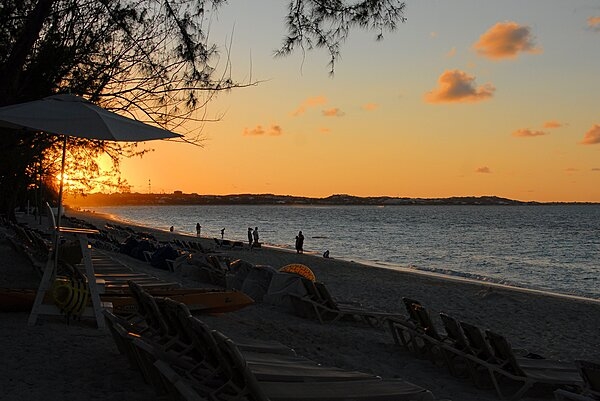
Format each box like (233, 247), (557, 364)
(76, 207), (600, 305)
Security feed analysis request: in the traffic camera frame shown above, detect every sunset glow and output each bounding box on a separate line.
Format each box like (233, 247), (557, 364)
(114, 1), (600, 202)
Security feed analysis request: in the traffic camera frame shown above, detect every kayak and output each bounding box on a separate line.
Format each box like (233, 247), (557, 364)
(0, 287), (254, 314)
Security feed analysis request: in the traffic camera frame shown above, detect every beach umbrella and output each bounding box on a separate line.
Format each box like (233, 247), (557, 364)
(0, 94), (182, 269)
(0, 93), (182, 226)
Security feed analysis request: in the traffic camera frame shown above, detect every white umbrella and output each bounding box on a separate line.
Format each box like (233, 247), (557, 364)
(0, 94), (183, 327)
(0, 93), (182, 227)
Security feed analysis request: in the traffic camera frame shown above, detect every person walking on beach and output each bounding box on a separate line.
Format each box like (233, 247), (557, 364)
(253, 227), (259, 246)
(196, 223), (201, 237)
(295, 230), (304, 254)
(247, 227), (253, 248)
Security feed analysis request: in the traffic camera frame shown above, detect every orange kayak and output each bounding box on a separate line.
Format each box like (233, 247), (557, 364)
(0, 288), (254, 314)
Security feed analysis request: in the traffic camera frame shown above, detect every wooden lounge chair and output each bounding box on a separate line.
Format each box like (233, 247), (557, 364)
(206, 330), (436, 401)
(477, 329), (583, 399)
(211, 330), (381, 383)
(290, 278), (400, 327)
(160, 297), (295, 357)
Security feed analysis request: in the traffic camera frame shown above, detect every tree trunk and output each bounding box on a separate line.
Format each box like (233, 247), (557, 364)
(0, 0), (56, 105)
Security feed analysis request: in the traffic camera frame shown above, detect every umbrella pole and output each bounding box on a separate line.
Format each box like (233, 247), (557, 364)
(53, 135), (67, 274)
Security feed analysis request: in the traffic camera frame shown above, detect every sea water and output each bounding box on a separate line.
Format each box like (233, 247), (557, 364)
(87, 204), (600, 300)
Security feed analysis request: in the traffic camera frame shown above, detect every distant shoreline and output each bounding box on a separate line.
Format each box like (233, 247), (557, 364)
(65, 193), (600, 207)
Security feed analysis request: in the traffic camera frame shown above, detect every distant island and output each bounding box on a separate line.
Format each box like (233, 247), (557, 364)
(63, 192), (573, 207)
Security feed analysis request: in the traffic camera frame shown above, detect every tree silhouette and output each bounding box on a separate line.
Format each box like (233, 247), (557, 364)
(0, 0), (406, 219)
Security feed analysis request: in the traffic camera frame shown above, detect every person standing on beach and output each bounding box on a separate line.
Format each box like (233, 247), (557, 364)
(247, 227), (253, 248)
(196, 223), (201, 237)
(220, 228), (225, 240)
(253, 227), (259, 245)
(295, 230), (304, 254)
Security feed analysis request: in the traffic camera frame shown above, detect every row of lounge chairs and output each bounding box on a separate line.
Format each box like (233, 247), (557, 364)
(104, 281), (436, 401)
(173, 239), (211, 254)
(387, 297), (597, 400)
(213, 238), (246, 249)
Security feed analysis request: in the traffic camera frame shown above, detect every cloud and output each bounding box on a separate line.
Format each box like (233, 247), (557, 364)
(292, 96), (327, 116)
(565, 168), (578, 172)
(446, 47), (457, 58)
(243, 124), (283, 137)
(319, 127), (331, 134)
(322, 108), (345, 117)
(588, 16), (600, 31)
(580, 124), (600, 145)
(476, 166), (492, 174)
(543, 120), (563, 129)
(592, 168), (600, 172)
(362, 103), (378, 111)
(473, 21), (542, 60)
(424, 69), (495, 104)
(512, 128), (548, 138)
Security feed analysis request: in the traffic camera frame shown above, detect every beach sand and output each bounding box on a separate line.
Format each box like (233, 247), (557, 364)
(1, 208), (598, 401)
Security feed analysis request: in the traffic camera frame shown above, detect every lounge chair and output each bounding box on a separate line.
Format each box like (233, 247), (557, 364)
(477, 329), (583, 399)
(554, 360), (600, 401)
(439, 312), (485, 379)
(290, 278), (401, 327)
(160, 297), (296, 357)
(459, 321), (499, 362)
(206, 330), (435, 401)
(153, 359), (208, 401)
(577, 360), (600, 399)
(402, 297), (423, 323)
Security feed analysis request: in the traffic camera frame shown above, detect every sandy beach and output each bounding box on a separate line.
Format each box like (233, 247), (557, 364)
(1, 208), (599, 401)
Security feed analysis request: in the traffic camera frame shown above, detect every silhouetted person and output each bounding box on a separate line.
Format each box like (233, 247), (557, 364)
(220, 228), (225, 240)
(295, 231), (304, 254)
(247, 227), (253, 248)
(196, 223), (201, 237)
(253, 227), (259, 245)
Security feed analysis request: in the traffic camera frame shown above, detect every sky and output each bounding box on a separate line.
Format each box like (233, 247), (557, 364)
(114, 0), (600, 202)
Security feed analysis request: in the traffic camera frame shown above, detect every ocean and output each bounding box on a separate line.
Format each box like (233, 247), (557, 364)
(87, 204), (600, 300)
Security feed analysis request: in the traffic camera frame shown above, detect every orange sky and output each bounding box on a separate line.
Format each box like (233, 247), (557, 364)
(97, 1), (600, 202)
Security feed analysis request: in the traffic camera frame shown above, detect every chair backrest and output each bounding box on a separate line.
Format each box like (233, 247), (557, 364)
(485, 329), (524, 375)
(313, 281), (339, 310)
(412, 304), (443, 341)
(299, 277), (325, 303)
(402, 297), (422, 322)
(439, 313), (471, 352)
(577, 360), (600, 396)
(211, 330), (269, 401)
(459, 321), (497, 362)
(127, 281), (170, 336)
(154, 297), (186, 340)
(185, 316), (224, 369)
